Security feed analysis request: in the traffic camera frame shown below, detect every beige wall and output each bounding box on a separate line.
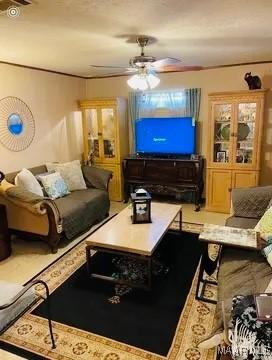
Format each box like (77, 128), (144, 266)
(86, 63), (272, 185)
(0, 64), (85, 174)
(1, 62), (271, 185)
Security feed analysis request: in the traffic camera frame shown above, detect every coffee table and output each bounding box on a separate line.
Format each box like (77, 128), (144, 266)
(85, 202), (182, 290)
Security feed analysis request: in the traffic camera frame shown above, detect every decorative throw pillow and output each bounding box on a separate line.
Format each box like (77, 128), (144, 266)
(39, 172), (70, 200)
(46, 160), (86, 192)
(262, 238), (272, 268)
(15, 168), (43, 197)
(36, 171), (55, 196)
(266, 198), (272, 210)
(255, 206), (272, 236)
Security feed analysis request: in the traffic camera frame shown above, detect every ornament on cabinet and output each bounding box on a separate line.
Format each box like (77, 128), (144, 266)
(244, 72), (262, 90)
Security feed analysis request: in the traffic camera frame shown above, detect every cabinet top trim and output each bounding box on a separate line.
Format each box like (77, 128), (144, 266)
(79, 97), (126, 108)
(209, 89), (267, 97)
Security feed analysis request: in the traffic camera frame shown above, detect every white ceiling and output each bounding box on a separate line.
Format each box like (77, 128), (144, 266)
(0, 0), (272, 77)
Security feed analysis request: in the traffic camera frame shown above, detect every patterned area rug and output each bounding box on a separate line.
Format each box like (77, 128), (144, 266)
(0, 220), (217, 360)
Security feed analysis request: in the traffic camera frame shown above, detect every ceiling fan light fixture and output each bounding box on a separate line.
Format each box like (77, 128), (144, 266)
(146, 73), (160, 89)
(127, 74), (148, 91)
(127, 72), (160, 91)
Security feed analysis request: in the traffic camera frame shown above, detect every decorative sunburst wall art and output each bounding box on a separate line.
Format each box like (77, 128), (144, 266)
(0, 96), (35, 152)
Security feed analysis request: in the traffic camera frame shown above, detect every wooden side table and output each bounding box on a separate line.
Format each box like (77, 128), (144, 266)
(0, 204), (11, 261)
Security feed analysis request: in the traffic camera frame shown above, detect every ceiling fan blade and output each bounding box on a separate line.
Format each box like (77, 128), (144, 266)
(152, 57), (181, 68)
(90, 64), (130, 69)
(156, 65), (203, 73)
(89, 69), (137, 77)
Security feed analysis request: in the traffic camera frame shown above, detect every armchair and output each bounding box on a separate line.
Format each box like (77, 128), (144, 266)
(0, 279), (56, 349)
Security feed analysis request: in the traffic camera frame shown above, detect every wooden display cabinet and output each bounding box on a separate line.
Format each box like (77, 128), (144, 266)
(206, 90), (266, 213)
(79, 97), (128, 201)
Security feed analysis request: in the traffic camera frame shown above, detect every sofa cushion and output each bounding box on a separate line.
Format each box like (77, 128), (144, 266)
(68, 189), (110, 225)
(67, 188), (109, 206)
(225, 216), (259, 229)
(213, 247), (272, 333)
(54, 189), (110, 239)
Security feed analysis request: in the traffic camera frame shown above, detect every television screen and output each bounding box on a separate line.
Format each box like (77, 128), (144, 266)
(135, 117), (195, 155)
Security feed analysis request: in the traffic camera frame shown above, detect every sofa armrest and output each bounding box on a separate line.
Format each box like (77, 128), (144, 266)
(82, 165), (112, 191)
(3, 187), (62, 234)
(4, 187), (46, 215)
(231, 186), (272, 219)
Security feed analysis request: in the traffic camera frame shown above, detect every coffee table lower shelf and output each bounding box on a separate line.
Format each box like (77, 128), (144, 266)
(86, 245), (153, 291)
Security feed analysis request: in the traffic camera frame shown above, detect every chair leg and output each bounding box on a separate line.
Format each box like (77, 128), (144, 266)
(40, 280), (56, 349)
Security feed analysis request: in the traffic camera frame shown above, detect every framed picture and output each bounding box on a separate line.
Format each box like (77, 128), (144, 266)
(216, 151), (226, 163)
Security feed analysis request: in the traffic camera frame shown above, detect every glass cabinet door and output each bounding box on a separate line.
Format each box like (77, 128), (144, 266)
(101, 108), (116, 160)
(86, 109), (101, 160)
(212, 103), (233, 164)
(233, 102), (257, 165)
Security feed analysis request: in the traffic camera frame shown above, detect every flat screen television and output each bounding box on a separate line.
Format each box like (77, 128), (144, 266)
(135, 117), (196, 155)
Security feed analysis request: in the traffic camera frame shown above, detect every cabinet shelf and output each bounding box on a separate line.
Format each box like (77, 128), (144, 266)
(238, 120), (255, 123)
(215, 120), (231, 124)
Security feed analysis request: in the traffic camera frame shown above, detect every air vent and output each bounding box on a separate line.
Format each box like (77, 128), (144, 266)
(0, 0), (32, 12)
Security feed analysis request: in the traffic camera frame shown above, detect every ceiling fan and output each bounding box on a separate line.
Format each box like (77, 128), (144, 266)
(90, 36), (202, 90)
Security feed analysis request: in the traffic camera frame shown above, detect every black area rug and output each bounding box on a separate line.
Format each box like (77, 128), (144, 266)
(32, 231), (202, 356)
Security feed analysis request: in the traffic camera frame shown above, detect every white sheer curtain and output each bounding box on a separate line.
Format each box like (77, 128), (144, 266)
(139, 90), (186, 118)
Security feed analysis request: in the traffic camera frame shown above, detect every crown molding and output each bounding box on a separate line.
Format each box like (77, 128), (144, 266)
(1, 59), (272, 80)
(0, 61), (87, 79)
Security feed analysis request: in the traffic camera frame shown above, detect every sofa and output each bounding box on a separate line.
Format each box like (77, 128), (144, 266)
(200, 186), (272, 351)
(0, 165), (112, 253)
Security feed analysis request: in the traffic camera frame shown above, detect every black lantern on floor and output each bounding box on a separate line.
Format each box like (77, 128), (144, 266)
(131, 189), (152, 224)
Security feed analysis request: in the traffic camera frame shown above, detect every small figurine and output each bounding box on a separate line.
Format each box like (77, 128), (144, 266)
(244, 72), (262, 90)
